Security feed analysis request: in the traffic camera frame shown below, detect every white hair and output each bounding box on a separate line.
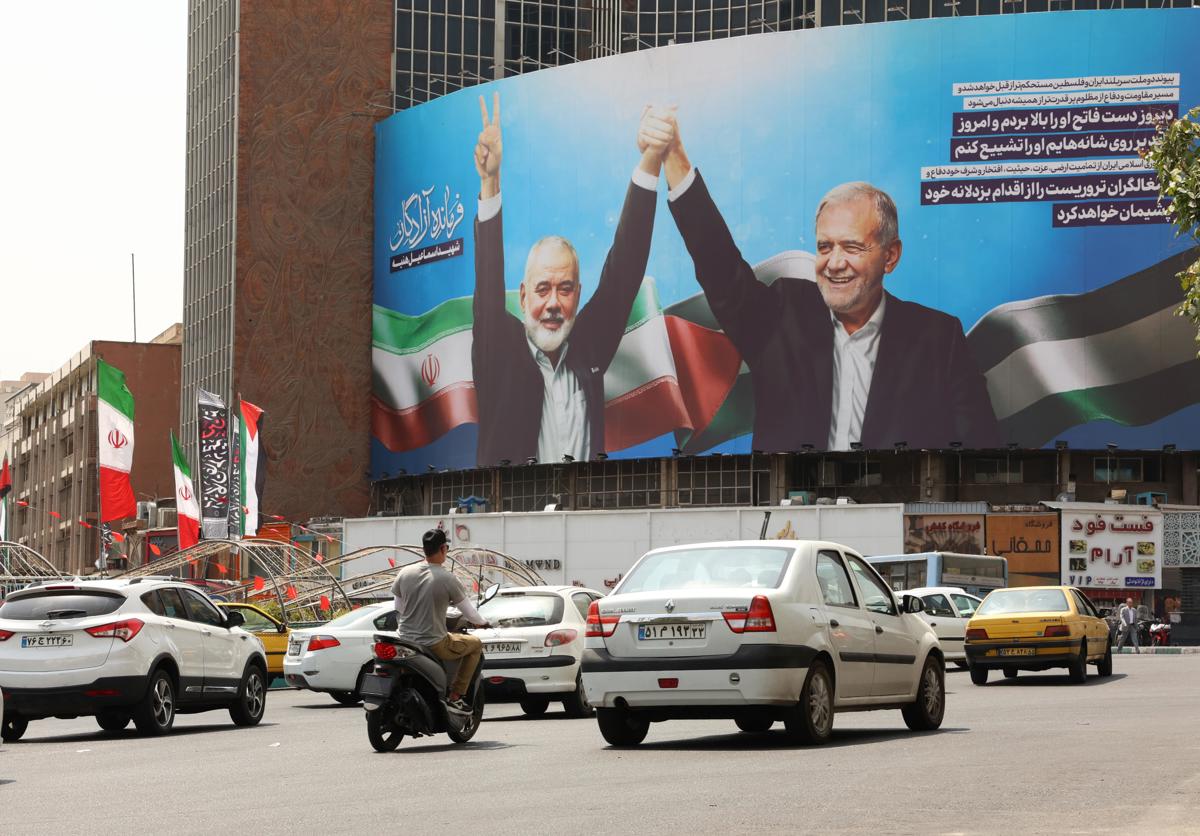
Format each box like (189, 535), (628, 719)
(815, 182), (899, 246)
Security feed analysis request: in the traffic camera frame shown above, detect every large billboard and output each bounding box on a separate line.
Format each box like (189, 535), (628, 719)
(373, 10), (1200, 475)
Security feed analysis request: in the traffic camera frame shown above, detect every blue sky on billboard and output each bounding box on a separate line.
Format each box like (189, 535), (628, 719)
(372, 10), (1200, 472)
(0, 2), (186, 382)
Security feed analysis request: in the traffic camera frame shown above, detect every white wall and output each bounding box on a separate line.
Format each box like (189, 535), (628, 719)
(344, 505), (903, 592)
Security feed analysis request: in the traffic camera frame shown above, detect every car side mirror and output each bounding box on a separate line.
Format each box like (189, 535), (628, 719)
(276, 623), (287, 633)
(1098, 608), (1112, 618)
(225, 610), (245, 628)
(480, 583), (501, 605)
(901, 594), (924, 614)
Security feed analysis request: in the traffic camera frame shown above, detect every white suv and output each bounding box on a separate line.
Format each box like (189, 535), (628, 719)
(0, 578), (269, 741)
(582, 541), (944, 746)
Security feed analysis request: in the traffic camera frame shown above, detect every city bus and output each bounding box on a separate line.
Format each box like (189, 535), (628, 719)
(866, 552), (1009, 598)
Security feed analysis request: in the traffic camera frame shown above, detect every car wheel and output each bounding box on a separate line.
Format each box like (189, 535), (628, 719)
(367, 711), (405, 752)
(784, 659), (834, 745)
(1098, 640), (1113, 677)
(2, 715), (29, 742)
(519, 696), (550, 717)
(132, 669), (176, 736)
(596, 707), (649, 747)
(562, 672), (594, 718)
(448, 687), (485, 744)
(331, 691), (362, 706)
(735, 714), (775, 734)
(1003, 667), (1018, 680)
(230, 665), (267, 727)
(1068, 643), (1088, 684)
(969, 665), (989, 686)
(902, 656), (946, 732)
(96, 710), (131, 732)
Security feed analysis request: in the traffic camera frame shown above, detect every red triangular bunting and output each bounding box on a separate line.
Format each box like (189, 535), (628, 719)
(319, 595), (331, 610)
(112, 531), (125, 542)
(253, 576), (265, 591)
(388, 557), (396, 568)
(48, 510), (62, 519)
(16, 500), (29, 507)
(78, 520), (93, 529)
(285, 585), (297, 600)
(149, 543), (161, 556)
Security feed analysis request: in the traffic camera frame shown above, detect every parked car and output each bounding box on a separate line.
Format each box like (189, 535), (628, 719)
(964, 585), (1112, 685)
(217, 602), (291, 678)
(284, 603), (396, 705)
(581, 540), (944, 747)
(897, 587), (983, 667)
(474, 585), (604, 717)
(0, 578), (269, 740)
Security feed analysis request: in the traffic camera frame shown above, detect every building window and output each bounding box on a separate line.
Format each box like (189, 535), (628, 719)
(1093, 457), (1145, 483)
(971, 457), (1022, 484)
(500, 465), (565, 513)
(677, 455), (765, 506)
(429, 468), (493, 515)
(576, 459), (662, 510)
(817, 458), (882, 487)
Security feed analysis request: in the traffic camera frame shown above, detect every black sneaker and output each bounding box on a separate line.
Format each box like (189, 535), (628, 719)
(444, 697), (472, 715)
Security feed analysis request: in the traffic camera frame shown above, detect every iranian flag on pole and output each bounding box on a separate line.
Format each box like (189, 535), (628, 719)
(238, 400), (266, 536)
(97, 358), (137, 522)
(171, 430), (200, 549)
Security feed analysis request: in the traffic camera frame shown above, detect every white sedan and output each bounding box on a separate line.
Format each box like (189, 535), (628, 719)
(473, 585), (603, 718)
(284, 603), (395, 705)
(898, 587), (983, 667)
(581, 540), (944, 746)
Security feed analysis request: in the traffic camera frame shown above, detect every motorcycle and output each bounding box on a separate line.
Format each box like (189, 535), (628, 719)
(360, 584), (500, 752)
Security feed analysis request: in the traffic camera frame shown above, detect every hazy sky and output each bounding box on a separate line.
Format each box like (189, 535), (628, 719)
(1, 2), (186, 382)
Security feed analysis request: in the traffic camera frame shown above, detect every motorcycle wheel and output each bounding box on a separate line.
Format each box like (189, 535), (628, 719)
(448, 688), (486, 744)
(367, 711), (404, 752)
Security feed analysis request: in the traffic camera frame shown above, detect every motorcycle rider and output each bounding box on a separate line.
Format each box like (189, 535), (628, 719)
(391, 528), (489, 714)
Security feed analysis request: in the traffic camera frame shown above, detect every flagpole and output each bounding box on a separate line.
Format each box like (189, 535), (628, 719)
(95, 361), (104, 574)
(130, 253), (138, 343)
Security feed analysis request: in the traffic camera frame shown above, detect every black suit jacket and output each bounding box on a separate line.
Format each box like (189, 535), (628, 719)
(669, 171), (1001, 451)
(472, 182), (656, 466)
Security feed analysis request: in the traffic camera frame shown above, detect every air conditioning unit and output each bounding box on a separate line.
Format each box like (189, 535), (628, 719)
(156, 508), (178, 529)
(136, 501), (157, 524)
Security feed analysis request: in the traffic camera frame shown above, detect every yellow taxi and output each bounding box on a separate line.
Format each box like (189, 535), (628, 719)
(964, 585), (1112, 685)
(218, 602), (290, 678)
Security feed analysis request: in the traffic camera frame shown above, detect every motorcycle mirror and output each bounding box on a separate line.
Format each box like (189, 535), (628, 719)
(480, 583), (501, 605)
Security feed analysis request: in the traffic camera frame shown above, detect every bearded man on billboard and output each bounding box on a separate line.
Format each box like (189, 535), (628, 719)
(660, 114), (1002, 452)
(471, 93), (674, 466)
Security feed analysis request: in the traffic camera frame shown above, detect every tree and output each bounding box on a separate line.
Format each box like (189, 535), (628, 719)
(1143, 105), (1200, 355)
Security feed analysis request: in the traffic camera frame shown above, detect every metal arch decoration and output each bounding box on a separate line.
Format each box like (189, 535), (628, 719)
(113, 538), (353, 626)
(0, 541), (71, 593)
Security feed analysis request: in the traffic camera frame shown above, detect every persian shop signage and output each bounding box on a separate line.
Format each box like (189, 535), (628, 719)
(985, 514), (1059, 574)
(1059, 507), (1162, 590)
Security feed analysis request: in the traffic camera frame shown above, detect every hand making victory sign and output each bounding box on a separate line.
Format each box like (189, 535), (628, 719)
(475, 92), (502, 199)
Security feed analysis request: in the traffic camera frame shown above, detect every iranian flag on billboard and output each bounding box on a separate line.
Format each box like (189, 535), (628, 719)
(97, 358), (136, 522)
(170, 430), (200, 550)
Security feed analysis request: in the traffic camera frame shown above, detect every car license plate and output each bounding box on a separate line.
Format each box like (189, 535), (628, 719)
(287, 640), (302, 656)
(484, 642), (521, 654)
(638, 623), (707, 641)
(360, 674), (392, 698)
(999, 647), (1035, 656)
(21, 634), (73, 648)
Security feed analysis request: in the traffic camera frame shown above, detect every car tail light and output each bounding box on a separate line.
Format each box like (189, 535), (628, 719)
(544, 629), (578, 647)
(488, 676), (506, 685)
(1044, 625), (1070, 638)
(306, 635), (341, 651)
(85, 619), (144, 642)
(0, 630), (12, 642)
(723, 596), (776, 634)
(658, 678), (679, 689)
(374, 641), (397, 660)
(43, 585), (78, 591)
(585, 601), (619, 638)
(966, 628), (989, 640)
(85, 689), (121, 697)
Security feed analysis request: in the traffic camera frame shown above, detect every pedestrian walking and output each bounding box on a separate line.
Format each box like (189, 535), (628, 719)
(1116, 597), (1140, 654)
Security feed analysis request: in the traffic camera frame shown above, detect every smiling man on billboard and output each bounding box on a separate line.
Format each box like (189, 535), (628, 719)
(471, 93), (674, 466)
(660, 114), (1002, 452)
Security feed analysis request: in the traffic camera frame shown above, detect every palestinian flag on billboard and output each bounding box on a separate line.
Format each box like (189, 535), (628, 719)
(0, 454), (11, 541)
(237, 400), (266, 536)
(170, 430), (200, 550)
(97, 358), (137, 522)
(967, 248), (1200, 446)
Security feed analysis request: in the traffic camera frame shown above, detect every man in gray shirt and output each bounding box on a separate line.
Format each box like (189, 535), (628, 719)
(391, 528), (489, 713)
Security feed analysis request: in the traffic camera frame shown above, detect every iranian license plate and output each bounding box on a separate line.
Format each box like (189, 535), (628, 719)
(22, 634), (73, 648)
(287, 640), (302, 656)
(360, 674), (392, 698)
(999, 647), (1035, 656)
(638, 623), (707, 641)
(484, 642), (521, 654)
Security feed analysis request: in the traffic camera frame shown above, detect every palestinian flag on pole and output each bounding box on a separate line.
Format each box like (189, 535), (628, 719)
(170, 430), (200, 550)
(238, 400), (266, 536)
(0, 454), (11, 540)
(968, 248), (1200, 446)
(97, 358), (136, 523)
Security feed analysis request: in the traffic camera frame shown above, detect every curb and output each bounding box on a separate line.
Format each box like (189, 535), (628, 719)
(1114, 646), (1200, 655)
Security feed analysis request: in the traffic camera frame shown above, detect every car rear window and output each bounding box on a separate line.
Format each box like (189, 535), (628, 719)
(976, 589), (1069, 615)
(478, 593), (564, 627)
(0, 590), (125, 620)
(618, 547), (792, 594)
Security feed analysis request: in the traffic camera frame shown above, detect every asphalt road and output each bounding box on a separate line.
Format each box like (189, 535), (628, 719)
(3, 656), (1198, 835)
